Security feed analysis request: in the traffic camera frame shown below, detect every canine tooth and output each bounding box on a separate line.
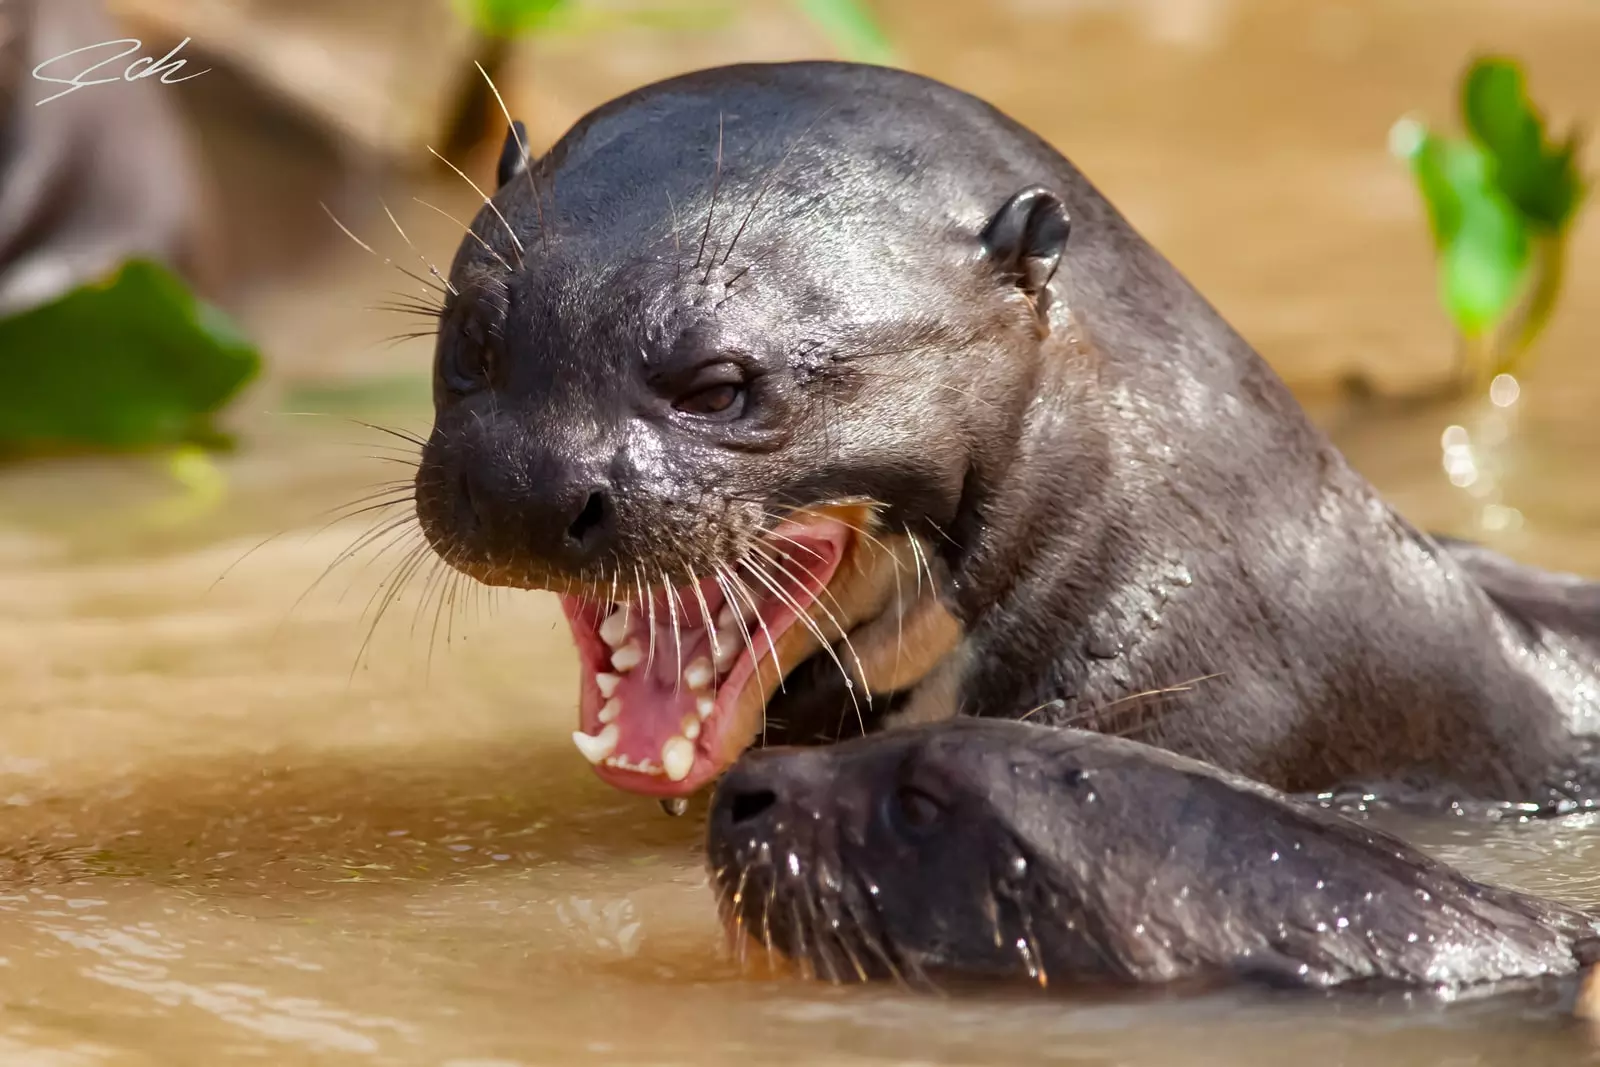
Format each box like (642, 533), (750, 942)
(598, 608), (630, 647)
(713, 632), (739, 671)
(572, 724), (619, 764)
(595, 672), (620, 698)
(684, 657), (713, 690)
(598, 698), (621, 724)
(682, 715), (701, 741)
(715, 602), (737, 630)
(662, 736), (695, 782)
(611, 640), (643, 672)
(697, 695), (715, 720)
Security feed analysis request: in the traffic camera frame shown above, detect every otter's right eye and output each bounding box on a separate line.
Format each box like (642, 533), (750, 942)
(441, 337), (493, 395)
(891, 784), (948, 837)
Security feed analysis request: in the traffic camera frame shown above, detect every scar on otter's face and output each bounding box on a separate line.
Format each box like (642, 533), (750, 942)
(411, 116), (1072, 798)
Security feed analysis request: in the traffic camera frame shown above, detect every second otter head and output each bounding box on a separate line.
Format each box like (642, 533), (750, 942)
(411, 66), (1074, 797)
(705, 718), (1598, 991)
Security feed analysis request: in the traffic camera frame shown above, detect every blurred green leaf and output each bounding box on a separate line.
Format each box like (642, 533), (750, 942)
(0, 260), (260, 453)
(454, 0), (575, 37)
(796, 0), (892, 63)
(1394, 55), (1587, 381)
(1396, 124), (1529, 339)
(1461, 57), (1586, 231)
(456, 0), (729, 38)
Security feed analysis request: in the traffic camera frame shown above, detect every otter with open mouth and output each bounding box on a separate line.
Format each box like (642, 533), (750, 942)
(413, 61), (1600, 806)
(705, 719), (1600, 998)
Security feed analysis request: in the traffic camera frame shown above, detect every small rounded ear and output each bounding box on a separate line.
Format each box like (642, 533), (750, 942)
(496, 120), (529, 189)
(980, 186), (1071, 317)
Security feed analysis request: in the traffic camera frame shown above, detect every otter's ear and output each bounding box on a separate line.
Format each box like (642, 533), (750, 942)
(980, 186), (1071, 317)
(497, 121), (530, 189)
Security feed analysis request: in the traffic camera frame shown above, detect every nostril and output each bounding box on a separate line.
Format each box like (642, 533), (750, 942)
(729, 788), (778, 825)
(566, 490), (608, 547)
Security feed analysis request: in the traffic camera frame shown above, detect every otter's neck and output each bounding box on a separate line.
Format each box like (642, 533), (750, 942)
(944, 310), (1576, 798)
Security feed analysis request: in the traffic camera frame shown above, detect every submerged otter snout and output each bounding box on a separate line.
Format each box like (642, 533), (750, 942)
(709, 745), (836, 840)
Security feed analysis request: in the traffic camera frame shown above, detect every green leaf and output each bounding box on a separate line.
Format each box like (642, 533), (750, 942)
(1461, 56), (1586, 232)
(1396, 125), (1530, 339)
(796, 0), (893, 63)
(0, 259), (260, 453)
(454, 0), (576, 37)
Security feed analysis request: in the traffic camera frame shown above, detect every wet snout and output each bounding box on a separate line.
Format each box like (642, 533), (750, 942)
(707, 745), (838, 854)
(421, 417), (620, 577)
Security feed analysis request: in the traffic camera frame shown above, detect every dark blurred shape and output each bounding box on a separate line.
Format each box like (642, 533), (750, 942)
(0, 0), (204, 317)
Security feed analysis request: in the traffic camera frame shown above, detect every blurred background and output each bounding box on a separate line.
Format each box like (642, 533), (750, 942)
(1, 1), (1599, 1064)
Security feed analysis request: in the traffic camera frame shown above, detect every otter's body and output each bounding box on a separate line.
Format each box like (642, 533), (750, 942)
(417, 61), (1600, 803)
(707, 719), (1600, 993)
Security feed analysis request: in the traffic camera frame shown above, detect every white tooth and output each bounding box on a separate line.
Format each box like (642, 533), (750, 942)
(595, 673), (621, 698)
(713, 632), (739, 671)
(572, 724), (619, 764)
(598, 698), (621, 724)
(598, 608), (630, 648)
(611, 640), (643, 672)
(662, 736), (695, 782)
(696, 695), (715, 720)
(684, 657), (713, 690)
(716, 602), (737, 630)
(682, 715), (701, 741)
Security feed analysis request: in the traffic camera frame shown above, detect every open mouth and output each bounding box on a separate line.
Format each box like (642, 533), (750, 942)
(561, 512), (858, 797)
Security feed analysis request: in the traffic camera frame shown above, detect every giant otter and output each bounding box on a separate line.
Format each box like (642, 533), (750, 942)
(705, 718), (1600, 995)
(413, 61), (1600, 804)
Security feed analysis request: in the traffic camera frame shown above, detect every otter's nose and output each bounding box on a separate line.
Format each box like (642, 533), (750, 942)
(708, 747), (835, 840)
(457, 461), (617, 569)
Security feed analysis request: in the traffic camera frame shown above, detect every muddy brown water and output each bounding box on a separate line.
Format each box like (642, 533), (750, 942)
(5, 0), (1600, 1063)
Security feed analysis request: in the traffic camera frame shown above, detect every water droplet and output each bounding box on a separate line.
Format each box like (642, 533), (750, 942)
(1085, 634), (1122, 659)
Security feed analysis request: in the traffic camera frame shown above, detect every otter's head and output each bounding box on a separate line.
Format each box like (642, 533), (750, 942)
(706, 718), (1600, 991)
(704, 718), (1125, 985)
(413, 71), (1072, 798)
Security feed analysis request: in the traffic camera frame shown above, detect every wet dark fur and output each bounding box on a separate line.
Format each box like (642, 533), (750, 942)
(417, 61), (1600, 803)
(706, 719), (1600, 992)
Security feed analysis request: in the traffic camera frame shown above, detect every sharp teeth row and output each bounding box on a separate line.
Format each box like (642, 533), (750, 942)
(598, 698), (621, 724)
(575, 722), (699, 782)
(601, 598), (755, 681)
(603, 754), (660, 775)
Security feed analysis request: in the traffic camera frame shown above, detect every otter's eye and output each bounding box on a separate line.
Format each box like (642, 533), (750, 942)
(676, 383), (742, 416)
(671, 362), (747, 420)
(892, 784), (948, 836)
(441, 337), (493, 395)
